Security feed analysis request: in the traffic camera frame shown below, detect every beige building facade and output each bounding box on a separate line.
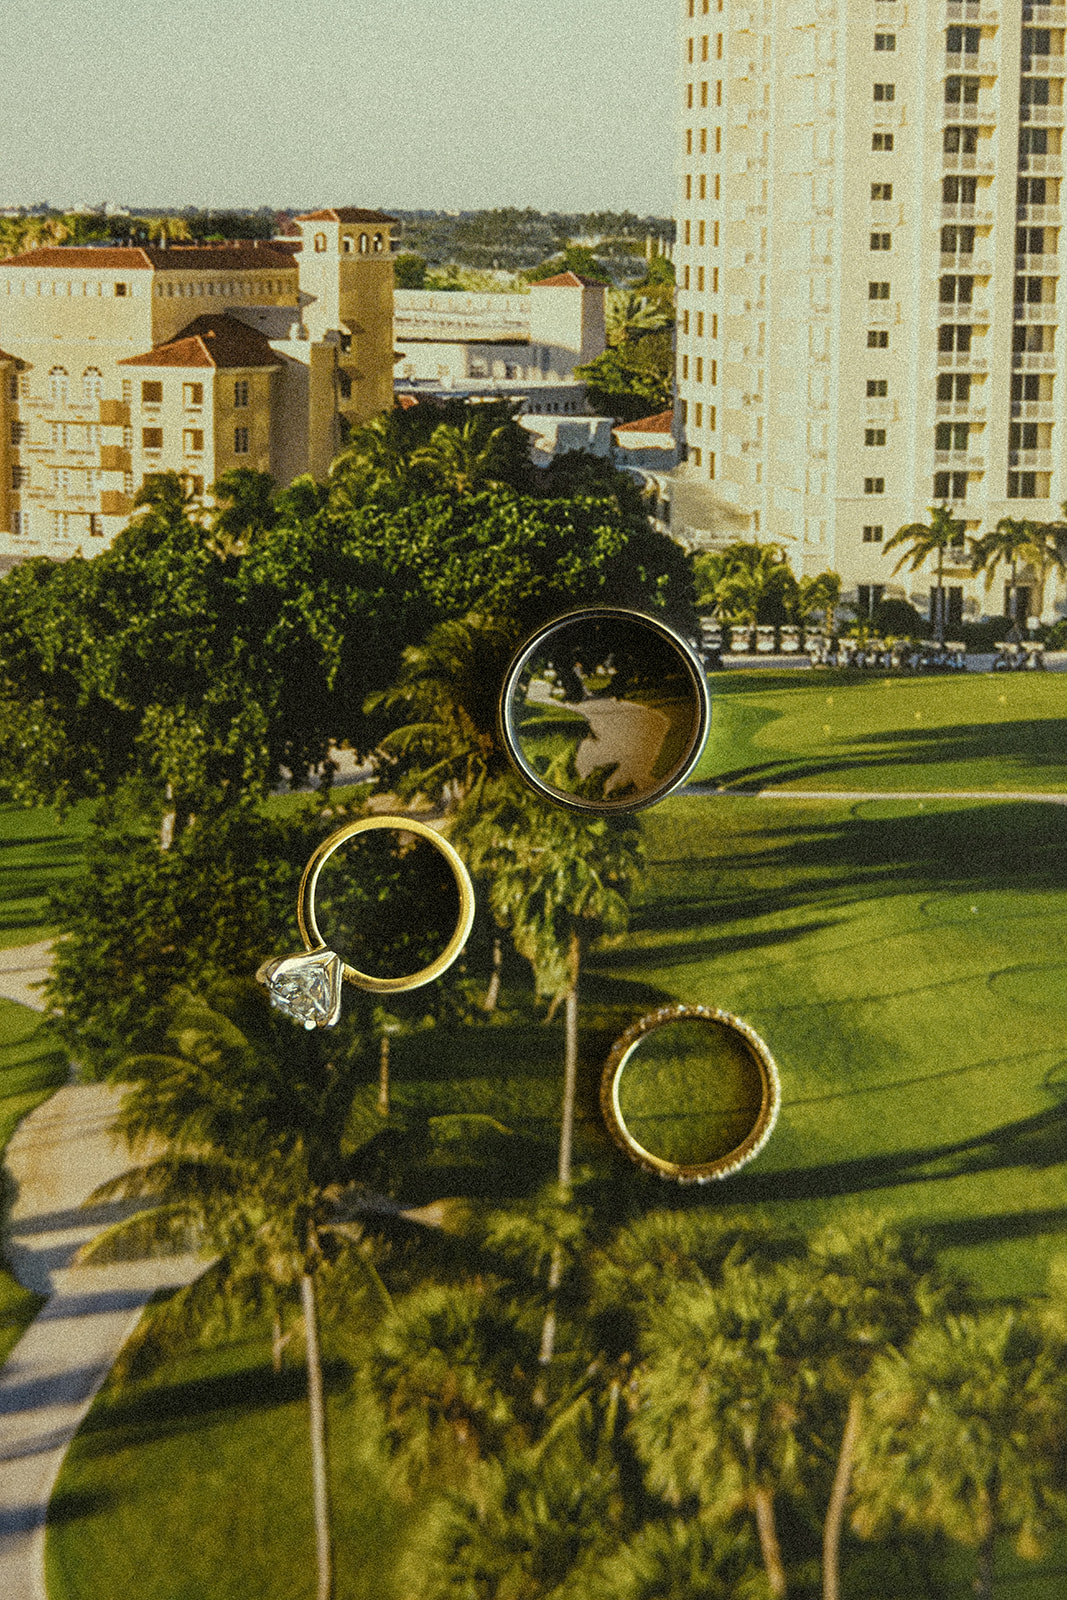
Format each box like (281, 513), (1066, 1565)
(673, 0), (1067, 624)
(0, 208), (396, 564)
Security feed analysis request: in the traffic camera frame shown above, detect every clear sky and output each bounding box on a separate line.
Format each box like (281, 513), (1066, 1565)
(3, 0), (676, 215)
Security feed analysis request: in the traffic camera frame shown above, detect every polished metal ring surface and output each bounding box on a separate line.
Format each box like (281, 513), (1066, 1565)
(257, 816), (476, 1027)
(499, 606), (710, 814)
(600, 1002), (780, 1183)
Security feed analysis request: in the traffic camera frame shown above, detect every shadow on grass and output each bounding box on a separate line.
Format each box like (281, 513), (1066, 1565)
(716, 1100), (1067, 1207)
(71, 1356), (353, 1459)
(710, 716), (1067, 792)
(0, 1489), (114, 1538)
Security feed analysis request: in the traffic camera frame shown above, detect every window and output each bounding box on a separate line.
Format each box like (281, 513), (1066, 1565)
(142, 381), (163, 404)
(865, 428), (887, 445)
(940, 275), (974, 303)
(943, 175), (978, 203)
(142, 428), (163, 450)
(49, 367), (69, 407)
(183, 429), (204, 454)
(234, 427), (250, 454)
(874, 33), (895, 50)
(864, 477), (886, 494)
(935, 421), (970, 450)
(1015, 275), (1048, 304)
(7, 374), (16, 401)
(1012, 372), (1041, 400)
(858, 584), (886, 616)
(942, 224), (976, 254)
(1013, 322), (1053, 352)
(873, 82), (895, 101)
(11, 510), (26, 535)
(681, 310), (690, 333)
(700, 127), (707, 152)
(82, 367), (103, 403)
(871, 183), (893, 200)
(867, 378), (888, 396)
(114, 282), (128, 297)
(863, 524), (884, 542)
(342, 235), (353, 253)
(938, 372), (972, 400)
(1018, 176), (1049, 207)
(314, 233), (327, 252)
(696, 357), (704, 382)
(692, 447), (702, 467)
(868, 329), (889, 347)
(1010, 421), (1040, 449)
(945, 76), (979, 105)
(10, 419), (25, 443)
(89, 514), (103, 537)
(948, 126), (980, 157)
(947, 25), (980, 53)
(697, 266), (705, 291)
(1008, 471), (1038, 497)
(934, 470), (969, 498)
(870, 233), (891, 250)
(183, 383), (203, 408)
(687, 83), (694, 107)
(184, 475), (205, 497)
(234, 380), (249, 407)
(1022, 27), (1052, 60)
(696, 311), (704, 335)
(338, 373), (352, 400)
(1020, 126), (1049, 156)
(701, 81), (708, 106)
(872, 132), (894, 150)
(373, 233), (383, 252)
(686, 128), (693, 154)
(939, 323), (973, 351)
(11, 465), (27, 489)
(1021, 78), (1051, 109)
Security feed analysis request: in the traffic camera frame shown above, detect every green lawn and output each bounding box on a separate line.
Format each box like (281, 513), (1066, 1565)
(693, 668), (1067, 794)
(42, 678), (1067, 1597)
(0, 801), (88, 1361)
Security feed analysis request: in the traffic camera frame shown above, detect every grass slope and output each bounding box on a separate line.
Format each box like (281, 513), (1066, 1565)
(43, 680), (1067, 1596)
(694, 668), (1067, 794)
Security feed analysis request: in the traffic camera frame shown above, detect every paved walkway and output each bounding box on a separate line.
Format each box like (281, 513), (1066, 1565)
(0, 948), (200, 1600)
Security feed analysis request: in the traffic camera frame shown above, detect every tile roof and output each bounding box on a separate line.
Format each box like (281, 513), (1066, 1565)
(296, 208), (397, 225)
(118, 314), (281, 370)
(530, 271), (608, 289)
(613, 410), (675, 435)
(0, 345), (23, 365)
(0, 243), (298, 272)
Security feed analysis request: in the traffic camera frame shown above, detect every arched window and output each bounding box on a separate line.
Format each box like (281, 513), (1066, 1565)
(49, 367), (69, 407)
(342, 235), (353, 254)
(359, 233), (369, 254)
(372, 233), (383, 253)
(82, 367), (103, 403)
(314, 233), (327, 253)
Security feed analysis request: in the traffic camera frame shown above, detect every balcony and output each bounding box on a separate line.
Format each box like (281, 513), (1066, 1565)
(1021, 54), (1066, 75)
(1010, 447), (1055, 467)
(938, 350), (989, 370)
(1018, 153), (1064, 174)
(943, 152), (998, 174)
(863, 398), (898, 420)
(941, 254), (994, 275)
(98, 400), (130, 427)
(1014, 300), (1058, 320)
(942, 202), (996, 223)
(1019, 103), (1065, 122)
(942, 544), (975, 569)
(1024, 5), (1066, 20)
(1017, 204), (1062, 222)
(935, 450), (986, 470)
(945, 52), (1000, 75)
(868, 300), (901, 325)
(1011, 399), (1056, 417)
(99, 446), (132, 472)
(1012, 349), (1057, 367)
(1016, 251), (1059, 269)
(938, 299), (990, 320)
(936, 400), (987, 418)
(947, 0), (999, 17)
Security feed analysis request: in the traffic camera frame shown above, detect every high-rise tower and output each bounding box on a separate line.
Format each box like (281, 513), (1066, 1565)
(673, 0), (1067, 625)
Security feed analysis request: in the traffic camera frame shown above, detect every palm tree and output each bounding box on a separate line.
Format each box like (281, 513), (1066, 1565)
(853, 1308), (1064, 1600)
(631, 1258), (809, 1597)
(327, 408), (426, 510)
(883, 504), (965, 643)
(693, 542), (799, 636)
(364, 611), (520, 814)
(972, 515), (1049, 633)
(410, 412), (528, 496)
(464, 778), (643, 1371)
(606, 289), (673, 347)
(793, 1216), (955, 1600)
(80, 984), (395, 1600)
(145, 214), (192, 243)
(207, 466), (278, 554)
(796, 571), (842, 635)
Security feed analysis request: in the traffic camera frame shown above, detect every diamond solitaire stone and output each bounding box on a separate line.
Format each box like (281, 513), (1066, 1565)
(256, 949), (343, 1030)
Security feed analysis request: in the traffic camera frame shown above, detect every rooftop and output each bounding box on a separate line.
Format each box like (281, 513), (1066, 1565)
(296, 207), (397, 225)
(119, 314), (281, 370)
(613, 410), (675, 435)
(530, 271), (608, 289)
(0, 243), (299, 272)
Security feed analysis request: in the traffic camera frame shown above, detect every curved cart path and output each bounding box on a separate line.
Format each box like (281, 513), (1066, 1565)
(0, 946), (200, 1600)
(566, 697), (670, 796)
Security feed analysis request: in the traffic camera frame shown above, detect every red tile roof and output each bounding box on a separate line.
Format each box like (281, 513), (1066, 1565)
(531, 271), (607, 289)
(297, 208), (397, 225)
(614, 410), (675, 435)
(119, 314), (281, 370)
(0, 243), (298, 272)
(0, 346), (23, 365)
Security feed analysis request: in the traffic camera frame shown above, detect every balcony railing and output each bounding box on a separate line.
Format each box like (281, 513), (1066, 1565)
(942, 202), (996, 223)
(945, 52), (999, 75)
(1024, 5), (1066, 21)
(1011, 399), (1055, 417)
(1019, 103), (1065, 123)
(938, 350), (989, 370)
(947, 0), (999, 17)
(1018, 153), (1064, 174)
(1017, 204), (1062, 222)
(1021, 54), (1066, 75)
(943, 152), (998, 174)
(941, 254), (994, 275)
(936, 400), (987, 418)
(1014, 300), (1058, 320)
(1012, 350), (1057, 368)
(1010, 448), (1055, 467)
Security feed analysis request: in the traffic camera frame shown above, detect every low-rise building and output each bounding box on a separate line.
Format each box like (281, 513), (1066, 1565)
(0, 207), (397, 565)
